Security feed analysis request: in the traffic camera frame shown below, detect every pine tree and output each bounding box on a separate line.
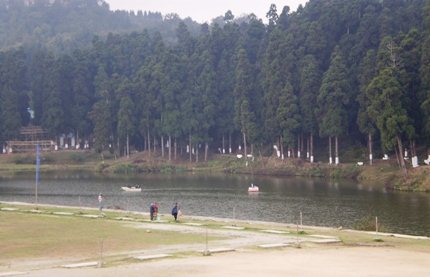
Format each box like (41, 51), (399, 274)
(317, 46), (350, 165)
(357, 50), (378, 165)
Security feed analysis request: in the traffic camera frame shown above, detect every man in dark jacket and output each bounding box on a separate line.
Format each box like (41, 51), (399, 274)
(171, 203), (179, 221)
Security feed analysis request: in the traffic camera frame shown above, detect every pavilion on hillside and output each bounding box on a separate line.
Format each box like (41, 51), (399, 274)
(4, 126), (56, 153)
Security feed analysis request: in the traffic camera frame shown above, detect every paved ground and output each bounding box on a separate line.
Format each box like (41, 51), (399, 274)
(21, 247), (430, 277)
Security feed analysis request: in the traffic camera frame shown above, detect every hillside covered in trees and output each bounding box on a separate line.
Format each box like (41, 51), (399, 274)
(1, 0), (430, 174)
(0, 0), (201, 51)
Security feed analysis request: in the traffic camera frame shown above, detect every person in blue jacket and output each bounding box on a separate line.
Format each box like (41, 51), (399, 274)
(150, 202), (155, 220)
(171, 202), (179, 221)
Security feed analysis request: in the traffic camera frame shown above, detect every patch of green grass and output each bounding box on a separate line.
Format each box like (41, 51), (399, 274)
(12, 155), (35, 164)
(0, 211), (207, 261)
(111, 163), (139, 174)
(329, 165), (362, 179)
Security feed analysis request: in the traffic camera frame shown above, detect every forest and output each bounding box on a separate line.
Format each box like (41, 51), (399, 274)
(0, 0), (430, 173)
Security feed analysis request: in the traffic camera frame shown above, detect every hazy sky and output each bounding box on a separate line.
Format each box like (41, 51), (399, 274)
(105, 1), (309, 23)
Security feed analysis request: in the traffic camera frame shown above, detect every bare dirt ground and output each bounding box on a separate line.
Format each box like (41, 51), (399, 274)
(25, 247), (430, 277)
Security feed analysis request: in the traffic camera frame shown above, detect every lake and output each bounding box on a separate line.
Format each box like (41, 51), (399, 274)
(0, 172), (429, 236)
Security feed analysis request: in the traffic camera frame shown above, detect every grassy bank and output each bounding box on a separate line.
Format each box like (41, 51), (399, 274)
(0, 151), (428, 192)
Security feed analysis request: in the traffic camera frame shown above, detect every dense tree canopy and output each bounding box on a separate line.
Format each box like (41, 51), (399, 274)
(1, 0), (430, 166)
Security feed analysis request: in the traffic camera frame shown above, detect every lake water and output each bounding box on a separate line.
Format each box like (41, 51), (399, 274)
(0, 172), (429, 236)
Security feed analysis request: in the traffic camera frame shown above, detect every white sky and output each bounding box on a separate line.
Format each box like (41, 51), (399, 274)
(105, 0), (309, 23)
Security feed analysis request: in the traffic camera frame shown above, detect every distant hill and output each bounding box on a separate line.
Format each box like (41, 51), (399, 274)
(0, 0), (202, 52)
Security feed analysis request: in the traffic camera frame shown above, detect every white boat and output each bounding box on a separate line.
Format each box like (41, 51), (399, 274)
(248, 184), (259, 192)
(121, 186), (142, 192)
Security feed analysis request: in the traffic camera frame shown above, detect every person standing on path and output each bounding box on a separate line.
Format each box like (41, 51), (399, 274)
(98, 193), (104, 212)
(150, 202), (155, 220)
(171, 203), (179, 221)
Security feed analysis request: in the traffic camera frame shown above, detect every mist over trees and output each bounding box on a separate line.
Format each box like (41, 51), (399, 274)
(1, 0), (430, 168)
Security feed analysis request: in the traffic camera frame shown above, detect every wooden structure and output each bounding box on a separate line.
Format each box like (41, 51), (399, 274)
(5, 126), (56, 153)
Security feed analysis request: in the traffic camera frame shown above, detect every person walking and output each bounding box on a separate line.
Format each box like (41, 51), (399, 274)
(98, 193), (104, 212)
(150, 202), (155, 221)
(171, 202), (179, 221)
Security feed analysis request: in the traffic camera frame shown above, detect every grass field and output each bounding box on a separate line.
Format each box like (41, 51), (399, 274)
(0, 210), (206, 261)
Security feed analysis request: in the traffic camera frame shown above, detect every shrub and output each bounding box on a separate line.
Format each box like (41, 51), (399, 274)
(13, 155), (34, 164)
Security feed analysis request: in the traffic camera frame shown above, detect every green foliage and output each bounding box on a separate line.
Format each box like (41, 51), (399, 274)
(13, 155), (34, 165)
(1, 0), (430, 165)
(96, 162), (109, 173)
(329, 165), (363, 179)
(111, 164), (139, 174)
(317, 46), (350, 138)
(0, 0), (201, 53)
(366, 67), (412, 151)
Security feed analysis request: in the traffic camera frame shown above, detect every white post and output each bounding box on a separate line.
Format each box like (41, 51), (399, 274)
(300, 211), (303, 226)
(375, 216), (378, 233)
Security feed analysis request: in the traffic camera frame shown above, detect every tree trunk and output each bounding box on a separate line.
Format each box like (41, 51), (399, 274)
(301, 133), (304, 158)
(280, 136), (284, 160)
(148, 129), (151, 154)
(397, 135), (407, 176)
(76, 130), (79, 150)
(222, 135), (225, 154)
(205, 142), (208, 162)
(168, 135), (171, 161)
(189, 134), (192, 163)
(153, 136), (156, 153)
(126, 133), (130, 158)
(297, 135), (301, 158)
(161, 136), (165, 158)
(195, 143), (199, 163)
(335, 135), (339, 165)
(394, 144), (400, 168)
(329, 136), (332, 164)
(243, 132), (247, 158)
(307, 134), (310, 160)
(174, 138), (177, 160)
(229, 134), (232, 154)
(368, 133), (373, 165)
(117, 136), (119, 156)
(310, 133), (314, 163)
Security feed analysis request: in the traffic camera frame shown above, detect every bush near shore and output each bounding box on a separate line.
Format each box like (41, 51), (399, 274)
(0, 151), (429, 192)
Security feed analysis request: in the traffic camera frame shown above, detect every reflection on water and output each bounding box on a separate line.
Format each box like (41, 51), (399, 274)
(0, 172), (429, 236)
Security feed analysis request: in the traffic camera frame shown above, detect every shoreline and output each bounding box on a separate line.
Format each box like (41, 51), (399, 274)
(0, 150), (429, 192)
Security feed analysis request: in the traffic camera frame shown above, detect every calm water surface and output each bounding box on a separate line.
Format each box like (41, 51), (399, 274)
(0, 172), (429, 236)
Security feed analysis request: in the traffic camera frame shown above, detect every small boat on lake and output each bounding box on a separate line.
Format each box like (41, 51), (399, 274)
(248, 184), (259, 192)
(121, 185), (142, 192)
